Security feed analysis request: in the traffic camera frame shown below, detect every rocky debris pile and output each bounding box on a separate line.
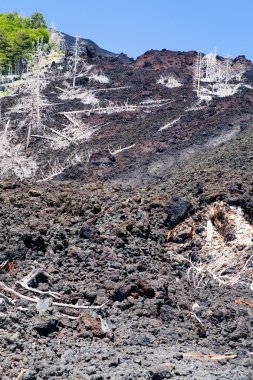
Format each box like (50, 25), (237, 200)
(0, 143), (253, 379)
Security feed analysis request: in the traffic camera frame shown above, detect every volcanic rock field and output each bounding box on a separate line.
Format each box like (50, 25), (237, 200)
(1, 46), (253, 379)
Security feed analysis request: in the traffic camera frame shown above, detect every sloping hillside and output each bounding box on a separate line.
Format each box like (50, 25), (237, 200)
(1, 48), (252, 184)
(1, 46), (253, 380)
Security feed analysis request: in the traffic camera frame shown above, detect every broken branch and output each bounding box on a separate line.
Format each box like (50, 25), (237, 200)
(0, 282), (107, 310)
(47, 126), (77, 145)
(183, 352), (237, 360)
(16, 268), (61, 300)
(0, 282), (39, 303)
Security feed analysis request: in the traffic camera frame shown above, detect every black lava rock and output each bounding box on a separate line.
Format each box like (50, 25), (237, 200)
(164, 197), (193, 227)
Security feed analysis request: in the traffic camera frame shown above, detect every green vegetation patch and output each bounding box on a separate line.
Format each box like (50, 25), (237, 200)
(0, 12), (50, 73)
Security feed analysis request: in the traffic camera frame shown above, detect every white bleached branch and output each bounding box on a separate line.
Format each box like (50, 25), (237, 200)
(16, 268), (61, 300)
(0, 281), (107, 310)
(159, 117), (180, 131)
(108, 144), (136, 155)
(60, 99), (173, 116)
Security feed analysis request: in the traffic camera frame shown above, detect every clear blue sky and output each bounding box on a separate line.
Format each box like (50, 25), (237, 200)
(1, 0), (252, 60)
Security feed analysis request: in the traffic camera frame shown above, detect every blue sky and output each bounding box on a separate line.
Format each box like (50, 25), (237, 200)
(1, 0), (252, 60)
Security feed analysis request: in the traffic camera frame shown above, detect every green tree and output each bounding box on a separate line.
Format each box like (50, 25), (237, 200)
(30, 12), (46, 29)
(0, 12), (49, 74)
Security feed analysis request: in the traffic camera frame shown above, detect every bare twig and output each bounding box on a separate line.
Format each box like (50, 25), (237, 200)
(47, 127), (77, 145)
(63, 113), (82, 127)
(55, 86), (68, 93)
(16, 268), (61, 300)
(30, 134), (56, 141)
(0, 282), (107, 310)
(4, 119), (10, 135)
(14, 368), (26, 380)
(61, 313), (78, 320)
(108, 144), (136, 155)
(52, 300), (108, 310)
(0, 282), (39, 303)
(17, 306), (30, 312)
(59, 99), (174, 115)
(190, 312), (204, 326)
(183, 353), (237, 360)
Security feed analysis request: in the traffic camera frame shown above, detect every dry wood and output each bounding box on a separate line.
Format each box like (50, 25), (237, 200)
(189, 224), (195, 239)
(16, 268), (61, 299)
(6, 261), (15, 272)
(47, 126), (77, 145)
(109, 144), (136, 156)
(183, 352), (237, 360)
(0, 281), (107, 310)
(59, 100), (174, 115)
(55, 86), (68, 92)
(0, 282), (39, 303)
(4, 119), (10, 136)
(17, 306), (30, 312)
(14, 368), (26, 380)
(62, 313), (78, 320)
(93, 86), (131, 92)
(52, 300), (108, 310)
(31, 134), (56, 141)
(63, 113), (81, 127)
(190, 312), (204, 326)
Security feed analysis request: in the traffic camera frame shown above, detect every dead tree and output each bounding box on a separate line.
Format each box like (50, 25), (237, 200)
(26, 40), (45, 149)
(49, 23), (65, 51)
(193, 50), (245, 100)
(73, 36), (79, 88)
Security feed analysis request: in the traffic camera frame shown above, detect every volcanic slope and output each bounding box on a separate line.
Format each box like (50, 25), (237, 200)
(1, 49), (253, 379)
(0, 49), (252, 184)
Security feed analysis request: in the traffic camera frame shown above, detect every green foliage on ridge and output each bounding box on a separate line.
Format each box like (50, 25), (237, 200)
(0, 12), (50, 73)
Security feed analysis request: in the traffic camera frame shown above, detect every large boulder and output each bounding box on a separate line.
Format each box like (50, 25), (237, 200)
(164, 197), (193, 227)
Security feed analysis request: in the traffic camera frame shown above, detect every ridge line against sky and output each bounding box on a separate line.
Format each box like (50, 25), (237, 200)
(0, 0), (252, 61)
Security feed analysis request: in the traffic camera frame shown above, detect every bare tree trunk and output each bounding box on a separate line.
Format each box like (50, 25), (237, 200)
(197, 53), (202, 97)
(26, 124), (32, 151)
(36, 57), (40, 129)
(73, 36), (78, 88)
(26, 41), (42, 150)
